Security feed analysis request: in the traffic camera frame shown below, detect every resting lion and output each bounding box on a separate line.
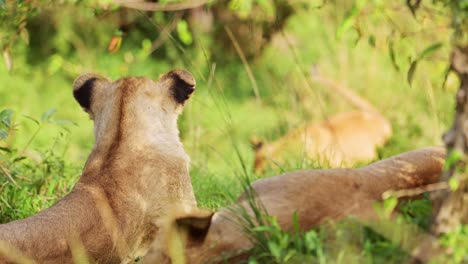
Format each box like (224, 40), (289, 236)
(0, 69), (197, 263)
(252, 70), (392, 173)
(142, 147), (445, 263)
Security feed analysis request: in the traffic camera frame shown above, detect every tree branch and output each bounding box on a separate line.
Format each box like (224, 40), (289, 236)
(114, 0), (210, 12)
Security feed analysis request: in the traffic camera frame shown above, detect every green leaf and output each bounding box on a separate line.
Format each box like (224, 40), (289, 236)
(337, 16), (355, 39)
(0, 109), (13, 128)
(388, 39), (399, 71)
(283, 249), (297, 262)
(228, 0), (253, 18)
(41, 108), (57, 122)
(12, 156), (26, 163)
(418, 42), (443, 60)
(176, 20), (193, 45)
(47, 54), (64, 75)
(51, 119), (77, 129)
(407, 60), (418, 86)
(0, 128), (8, 139)
(383, 196), (398, 217)
(47, 180), (57, 196)
(444, 150), (463, 170)
(267, 241), (282, 259)
(0, 146), (11, 152)
(304, 230), (319, 250)
(406, 0), (421, 17)
(292, 211), (299, 234)
(336, 4), (360, 40)
(23, 115), (40, 125)
(257, 0), (275, 19)
(449, 177), (459, 191)
(252, 226), (272, 232)
(0, 0), (5, 8)
(368, 35), (376, 47)
(113, 29), (123, 36)
(0, 109), (14, 127)
(441, 66), (450, 90)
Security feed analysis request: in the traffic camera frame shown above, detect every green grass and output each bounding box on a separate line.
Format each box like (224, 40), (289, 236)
(0, 1), (466, 263)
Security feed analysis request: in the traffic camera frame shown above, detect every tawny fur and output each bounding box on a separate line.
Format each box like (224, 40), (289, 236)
(143, 147), (445, 263)
(252, 70), (392, 173)
(0, 69), (197, 263)
(252, 111), (392, 172)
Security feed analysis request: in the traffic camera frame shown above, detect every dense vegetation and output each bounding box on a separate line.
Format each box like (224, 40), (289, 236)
(0, 0), (466, 263)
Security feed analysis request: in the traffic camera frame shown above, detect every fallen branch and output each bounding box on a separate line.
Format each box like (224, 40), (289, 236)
(114, 0), (210, 12)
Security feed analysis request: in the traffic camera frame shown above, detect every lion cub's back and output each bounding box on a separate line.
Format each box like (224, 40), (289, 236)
(253, 111), (392, 172)
(313, 111), (392, 166)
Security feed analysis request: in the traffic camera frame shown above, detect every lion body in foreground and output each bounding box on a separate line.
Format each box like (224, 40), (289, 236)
(143, 147), (445, 263)
(0, 69), (197, 263)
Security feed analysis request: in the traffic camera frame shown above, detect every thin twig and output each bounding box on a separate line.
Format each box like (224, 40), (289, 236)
(10, 174), (30, 182)
(137, 10), (206, 81)
(224, 26), (261, 104)
(149, 12), (182, 54)
(0, 181), (8, 193)
(0, 164), (17, 186)
(20, 125), (42, 157)
(382, 182), (449, 200)
(115, 0), (210, 11)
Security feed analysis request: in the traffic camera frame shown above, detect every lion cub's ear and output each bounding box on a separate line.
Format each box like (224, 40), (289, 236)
(250, 136), (264, 152)
(73, 73), (97, 111)
(73, 73), (107, 113)
(160, 69), (196, 105)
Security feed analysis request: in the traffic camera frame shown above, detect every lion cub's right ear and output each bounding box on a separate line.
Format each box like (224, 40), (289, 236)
(250, 136), (264, 152)
(73, 73), (106, 115)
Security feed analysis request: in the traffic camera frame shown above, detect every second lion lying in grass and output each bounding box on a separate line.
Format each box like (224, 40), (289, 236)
(252, 69), (392, 173)
(252, 111), (392, 173)
(143, 146), (445, 263)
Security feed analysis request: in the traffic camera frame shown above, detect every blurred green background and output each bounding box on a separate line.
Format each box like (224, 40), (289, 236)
(0, 0), (456, 215)
(0, 0), (466, 262)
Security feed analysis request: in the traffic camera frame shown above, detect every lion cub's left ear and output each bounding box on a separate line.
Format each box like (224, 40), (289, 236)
(160, 69), (196, 105)
(73, 73), (107, 114)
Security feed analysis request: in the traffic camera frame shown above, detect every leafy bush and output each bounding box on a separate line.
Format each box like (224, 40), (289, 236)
(0, 108), (79, 223)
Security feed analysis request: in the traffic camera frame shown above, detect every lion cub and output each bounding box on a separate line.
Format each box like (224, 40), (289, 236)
(252, 71), (392, 173)
(0, 69), (197, 263)
(252, 110), (392, 172)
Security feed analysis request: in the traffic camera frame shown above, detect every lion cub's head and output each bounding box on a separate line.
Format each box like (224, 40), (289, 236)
(72, 69), (195, 146)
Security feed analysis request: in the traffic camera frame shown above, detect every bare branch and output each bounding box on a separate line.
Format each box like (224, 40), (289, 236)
(114, 0), (210, 12)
